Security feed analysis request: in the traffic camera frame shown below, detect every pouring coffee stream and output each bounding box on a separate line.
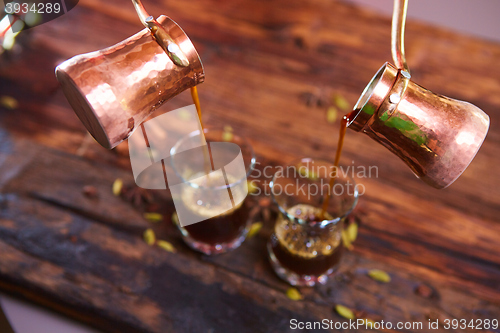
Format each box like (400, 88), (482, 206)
(132, 0), (209, 169)
(134, 0), (213, 180)
(319, 0), (490, 219)
(190, 86), (214, 176)
(321, 0), (412, 216)
(55, 1), (205, 149)
(55, 0), (489, 197)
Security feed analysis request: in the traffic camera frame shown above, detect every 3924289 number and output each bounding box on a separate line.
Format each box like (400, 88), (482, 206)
(4, 1), (61, 14)
(443, 318), (498, 330)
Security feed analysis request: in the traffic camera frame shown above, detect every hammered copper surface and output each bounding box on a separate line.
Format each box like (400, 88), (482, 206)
(351, 62), (490, 189)
(55, 15), (204, 149)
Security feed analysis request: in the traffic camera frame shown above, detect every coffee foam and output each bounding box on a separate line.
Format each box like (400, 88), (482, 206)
(275, 204), (341, 258)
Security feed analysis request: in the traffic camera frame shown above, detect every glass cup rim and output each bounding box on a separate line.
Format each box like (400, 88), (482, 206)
(270, 158), (359, 227)
(170, 128), (256, 191)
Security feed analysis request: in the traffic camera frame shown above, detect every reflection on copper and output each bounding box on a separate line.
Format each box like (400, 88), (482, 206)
(56, 15), (204, 149)
(350, 63), (489, 189)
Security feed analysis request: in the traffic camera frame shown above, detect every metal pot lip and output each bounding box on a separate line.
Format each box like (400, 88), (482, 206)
(159, 15), (205, 84)
(349, 62), (398, 131)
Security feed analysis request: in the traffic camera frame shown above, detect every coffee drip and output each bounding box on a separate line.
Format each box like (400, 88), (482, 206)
(321, 0), (489, 197)
(55, 0), (489, 191)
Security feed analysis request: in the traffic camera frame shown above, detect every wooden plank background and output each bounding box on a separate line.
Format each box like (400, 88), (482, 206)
(0, 0), (499, 332)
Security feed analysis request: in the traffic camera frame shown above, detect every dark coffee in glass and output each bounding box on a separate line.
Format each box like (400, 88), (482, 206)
(268, 159), (358, 286)
(171, 129), (255, 255)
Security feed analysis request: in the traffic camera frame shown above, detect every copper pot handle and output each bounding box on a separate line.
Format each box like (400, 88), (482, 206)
(131, 0), (190, 67)
(391, 0), (410, 75)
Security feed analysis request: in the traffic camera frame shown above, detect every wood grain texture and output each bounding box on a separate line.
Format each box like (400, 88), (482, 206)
(0, 0), (499, 332)
(0, 141), (498, 333)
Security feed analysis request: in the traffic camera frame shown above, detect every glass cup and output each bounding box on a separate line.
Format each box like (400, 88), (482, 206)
(170, 129), (256, 255)
(268, 158), (359, 286)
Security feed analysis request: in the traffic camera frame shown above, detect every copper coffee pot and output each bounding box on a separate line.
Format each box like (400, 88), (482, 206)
(55, 0), (204, 149)
(349, 0), (489, 189)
